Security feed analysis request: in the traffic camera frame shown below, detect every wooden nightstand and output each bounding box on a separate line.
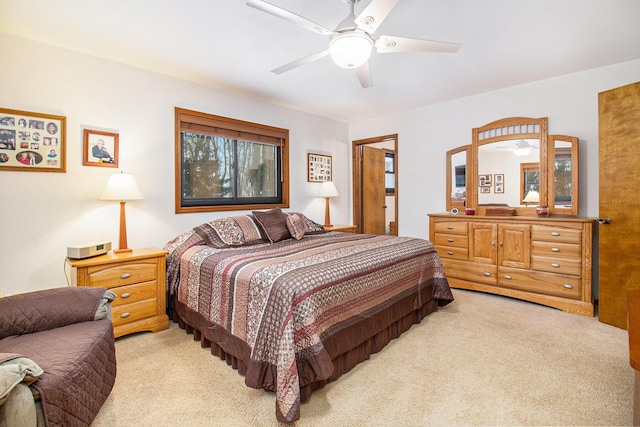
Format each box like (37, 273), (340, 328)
(66, 247), (169, 338)
(324, 224), (357, 233)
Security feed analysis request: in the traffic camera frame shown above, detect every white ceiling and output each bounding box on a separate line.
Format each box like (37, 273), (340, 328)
(1, 0), (639, 123)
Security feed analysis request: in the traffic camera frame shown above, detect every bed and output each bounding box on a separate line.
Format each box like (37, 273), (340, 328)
(164, 209), (453, 422)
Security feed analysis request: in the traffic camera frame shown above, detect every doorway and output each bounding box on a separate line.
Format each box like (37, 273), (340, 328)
(352, 134), (398, 235)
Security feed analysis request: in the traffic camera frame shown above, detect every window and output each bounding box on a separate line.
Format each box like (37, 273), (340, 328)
(520, 162), (540, 204)
(175, 108), (289, 213)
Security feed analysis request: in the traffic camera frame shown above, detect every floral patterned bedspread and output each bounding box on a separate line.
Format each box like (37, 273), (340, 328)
(165, 230), (452, 422)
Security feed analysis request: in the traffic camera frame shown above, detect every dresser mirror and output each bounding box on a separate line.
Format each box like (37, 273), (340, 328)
(447, 117), (580, 216)
(446, 145), (469, 212)
(469, 117), (548, 216)
(548, 134), (579, 215)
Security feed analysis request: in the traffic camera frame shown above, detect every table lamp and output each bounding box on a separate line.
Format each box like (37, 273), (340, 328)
(523, 190), (539, 206)
(100, 171), (143, 253)
(318, 181), (339, 227)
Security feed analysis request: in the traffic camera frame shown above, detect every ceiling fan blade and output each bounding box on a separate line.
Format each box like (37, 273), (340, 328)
(271, 50), (330, 74)
(375, 35), (462, 54)
(354, 62), (373, 88)
(247, 0), (332, 35)
(355, 0), (400, 34)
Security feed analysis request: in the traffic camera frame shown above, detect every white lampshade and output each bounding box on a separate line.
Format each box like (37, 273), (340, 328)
(318, 181), (339, 198)
(100, 172), (144, 201)
(523, 190), (540, 204)
(329, 32), (373, 69)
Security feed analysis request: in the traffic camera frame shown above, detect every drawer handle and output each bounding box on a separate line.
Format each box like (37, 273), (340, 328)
(563, 284), (573, 289)
(447, 251), (454, 255)
(503, 275), (512, 280)
(551, 248), (560, 252)
(447, 226), (453, 230)
(120, 312), (131, 318)
(551, 232), (560, 236)
(447, 239), (454, 242)
(551, 263), (560, 268)
(120, 292), (131, 298)
(120, 273), (131, 279)
(483, 272), (491, 277)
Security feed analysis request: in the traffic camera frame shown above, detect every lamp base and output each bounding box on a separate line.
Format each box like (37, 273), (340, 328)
(114, 248), (133, 254)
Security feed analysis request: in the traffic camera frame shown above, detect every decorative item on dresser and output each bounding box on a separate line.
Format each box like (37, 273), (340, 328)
(429, 214), (595, 316)
(65, 247), (169, 337)
(100, 171), (144, 253)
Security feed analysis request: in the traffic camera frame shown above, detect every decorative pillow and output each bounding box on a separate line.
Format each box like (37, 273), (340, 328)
(193, 215), (264, 248)
(287, 212), (327, 234)
(252, 208), (291, 243)
(286, 213), (308, 240)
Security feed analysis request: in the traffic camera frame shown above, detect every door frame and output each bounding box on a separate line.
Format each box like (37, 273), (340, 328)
(352, 134), (398, 234)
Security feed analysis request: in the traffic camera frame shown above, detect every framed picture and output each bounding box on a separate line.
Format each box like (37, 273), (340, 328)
(83, 129), (118, 168)
(0, 108), (66, 172)
(308, 153), (332, 182)
(480, 187), (491, 194)
(479, 174), (492, 187)
(494, 173), (504, 193)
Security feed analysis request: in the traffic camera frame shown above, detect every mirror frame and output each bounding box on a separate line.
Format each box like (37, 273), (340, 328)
(548, 134), (579, 215)
(446, 144), (470, 212)
(470, 117), (548, 216)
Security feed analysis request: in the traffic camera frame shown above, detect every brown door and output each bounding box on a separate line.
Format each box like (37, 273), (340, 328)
(598, 81), (640, 329)
(362, 146), (386, 234)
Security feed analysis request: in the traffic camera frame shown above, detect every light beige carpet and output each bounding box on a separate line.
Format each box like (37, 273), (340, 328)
(93, 289), (633, 426)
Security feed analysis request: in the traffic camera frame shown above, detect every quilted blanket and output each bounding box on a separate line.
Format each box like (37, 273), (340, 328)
(166, 231), (452, 422)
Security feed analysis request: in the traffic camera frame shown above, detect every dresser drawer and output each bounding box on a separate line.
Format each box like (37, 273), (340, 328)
(110, 281), (157, 307)
(433, 221), (468, 235)
(499, 267), (581, 299)
(434, 233), (468, 248)
(531, 241), (581, 259)
(531, 225), (582, 244)
(441, 258), (497, 285)
(87, 261), (158, 288)
(435, 245), (468, 260)
(532, 255), (581, 276)
(112, 298), (159, 327)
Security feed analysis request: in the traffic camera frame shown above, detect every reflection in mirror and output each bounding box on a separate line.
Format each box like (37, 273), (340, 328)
(549, 135), (579, 215)
(446, 145), (469, 211)
(477, 139), (539, 207)
(521, 163), (540, 204)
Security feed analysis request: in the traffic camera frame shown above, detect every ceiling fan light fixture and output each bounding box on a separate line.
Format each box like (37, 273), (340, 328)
(514, 139), (532, 156)
(329, 32), (373, 69)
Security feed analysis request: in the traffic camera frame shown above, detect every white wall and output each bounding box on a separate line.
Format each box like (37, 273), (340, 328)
(349, 60), (640, 240)
(0, 34), (350, 294)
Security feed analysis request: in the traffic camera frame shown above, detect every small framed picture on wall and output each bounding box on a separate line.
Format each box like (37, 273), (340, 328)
(494, 174), (504, 193)
(308, 153), (332, 182)
(83, 128), (118, 168)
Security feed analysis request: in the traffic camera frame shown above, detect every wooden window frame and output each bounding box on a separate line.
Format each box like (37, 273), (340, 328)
(174, 107), (289, 214)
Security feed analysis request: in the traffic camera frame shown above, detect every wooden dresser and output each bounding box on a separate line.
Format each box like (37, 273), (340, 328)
(66, 247), (169, 337)
(428, 213), (595, 316)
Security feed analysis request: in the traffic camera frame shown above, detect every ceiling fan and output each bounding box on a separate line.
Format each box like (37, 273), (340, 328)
(246, 0), (462, 88)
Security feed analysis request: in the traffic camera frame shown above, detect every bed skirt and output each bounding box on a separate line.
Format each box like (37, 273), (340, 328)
(169, 281), (438, 420)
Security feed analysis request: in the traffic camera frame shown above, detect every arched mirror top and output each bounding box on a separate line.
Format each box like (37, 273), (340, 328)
(446, 145), (470, 212)
(470, 117), (548, 216)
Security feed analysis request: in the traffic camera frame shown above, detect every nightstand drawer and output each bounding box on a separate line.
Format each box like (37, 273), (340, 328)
(112, 299), (158, 327)
(87, 261), (157, 288)
(110, 281), (157, 307)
